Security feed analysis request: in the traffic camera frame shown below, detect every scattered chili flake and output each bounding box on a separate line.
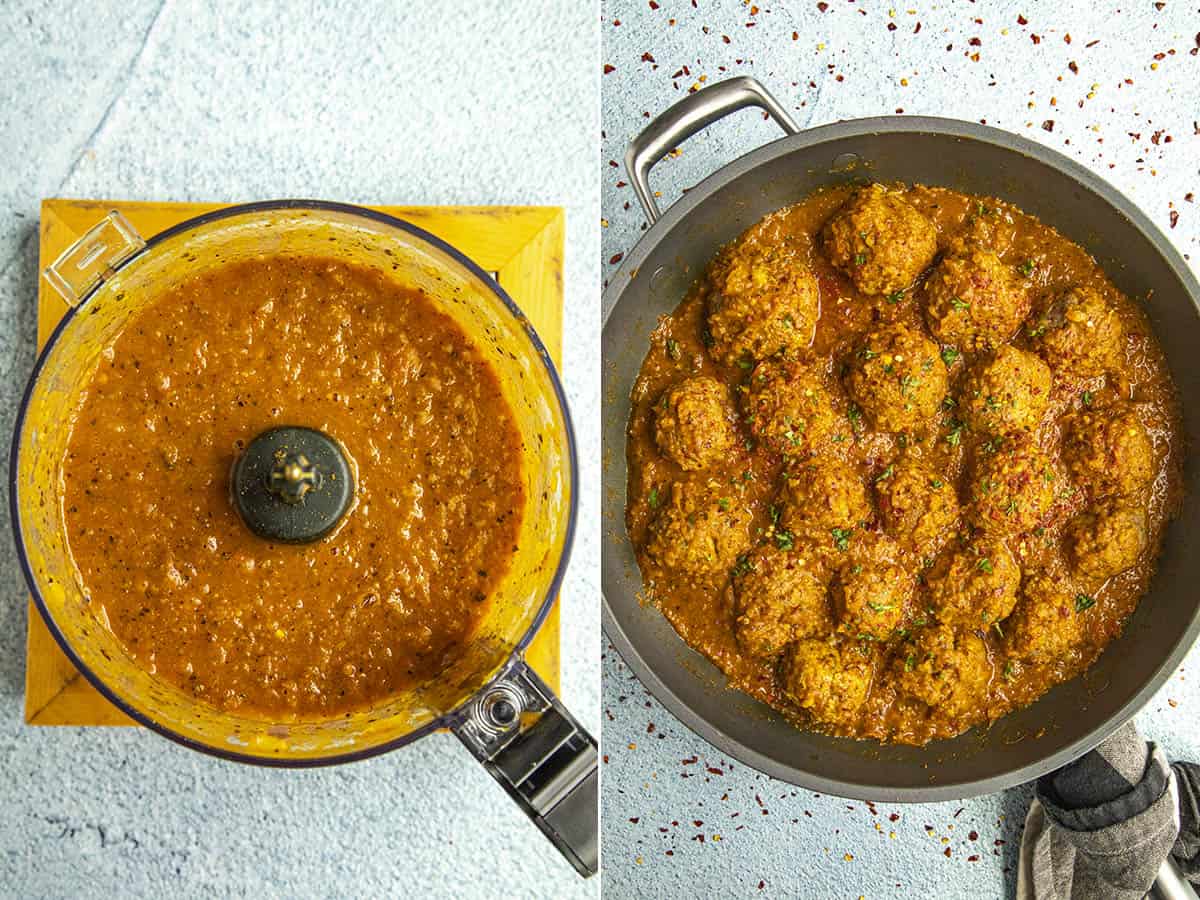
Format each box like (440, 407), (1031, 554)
(629, 817), (639, 824)
(890, 813), (900, 822)
(888, 22), (897, 31)
(944, 847), (952, 857)
(642, 52), (656, 63)
(603, 64), (615, 74)
(817, 1), (829, 10)
(1031, 33), (1041, 45)
(1017, 14), (1028, 25)
(707, 766), (724, 775)
(1042, 120), (1055, 132)
(1170, 210), (1180, 229)
(609, 252), (624, 265)
(968, 855), (980, 862)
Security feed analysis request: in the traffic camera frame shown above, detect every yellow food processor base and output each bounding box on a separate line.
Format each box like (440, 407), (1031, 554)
(25, 198), (565, 726)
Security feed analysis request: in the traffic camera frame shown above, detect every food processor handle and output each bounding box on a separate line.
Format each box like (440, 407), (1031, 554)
(450, 658), (598, 878)
(624, 75), (800, 224)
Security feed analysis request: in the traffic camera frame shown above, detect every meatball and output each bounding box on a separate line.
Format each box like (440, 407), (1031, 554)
(831, 552), (912, 641)
(742, 359), (841, 458)
(645, 478), (752, 575)
(705, 244), (820, 366)
(778, 459), (872, 550)
(654, 376), (738, 470)
(875, 456), (960, 553)
(1006, 574), (1092, 662)
(966, 434), (1058, 536)
(733, 546), (831, 658)
(1062, 405), (1155, 499)
(924, 248), (1031, 351)
(779, 637), (877, 729)
(1029, 286), (1125, 380)
(821, 183), (939, 297)
(895, 623), (992, 720)
(1065, 500), (1148, 582)
(959, 344), (1052, 434)
(928, 540), (1021, 628)
(844, 323), (947, 433)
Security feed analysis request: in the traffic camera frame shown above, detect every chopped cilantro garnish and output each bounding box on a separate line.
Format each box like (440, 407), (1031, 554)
(647, 487), (659, 508)
(887, 289), (905, 304)
(718, 497), (731, 511)
(905, 654), (916, 672)
(854, 252), (868, 266)
(1081, 390), (1094, 407)
(950, 296), (970, 312)
(941, 346), (959, 366)
(666, 338), (681, 360)
(774, 529), (795, 551)
(978, 558), (993, 574)
(831, 527), (854, 552)
(1018, 259), (1035, 277)
(1075, 594), (1096, 613)
(869, 601), (895, 613)
(1003, 660), (1016, 680)
(875, 464), (895, 483)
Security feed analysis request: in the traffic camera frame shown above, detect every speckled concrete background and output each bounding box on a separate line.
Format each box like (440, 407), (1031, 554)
(601, 2), (1199, 897)
(0, 2), (598, 897)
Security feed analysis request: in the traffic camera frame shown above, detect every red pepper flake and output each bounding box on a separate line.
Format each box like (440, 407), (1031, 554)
(1068, 61), (1079, 74)
(612, 19), (620, 26)
(681, 756), (698, 765)
(649, 0), (659, 8)
(629, 817), (640, 824)
(1031, 33), (1041, 44)
(1152, 130), (1164, 144)
(914, 21), (922, 33)
(647, 722), (656, 733)
(1185, 193), (1195, 203)
(1086, 39), (1100, 48)
(693, 819), (704, 826)
(602, 754), (609, 763)
(817, 1), (829, 10)
(895, 107), (904, 114)
(603, 64), (615, 74)
(665, 849), (674, 856)
(1042, 119), (1055, 132)
(968, 855), (980, 862)
(793, 31), (799, 40)
(707, 766), (724, 775)
(1170, 210), (1180, 229)
(609, 253), (624, 265)
(1153, 52), (1167, 60)
(1017, 14), (1028, 25)
(944, 847), (952, 857)
(969, 37), (982, 46)
(642, 52), (656, 63)
(758, 882), (766, 891)
(615, 180), (627, 188)
(969, 830), (979, 841)
(755, 794), (764, 807)
(889, 813), (901, 822)
(722, 34), (731, 43)
(692, 834), (705, 843)
(887, 22), (897, 31)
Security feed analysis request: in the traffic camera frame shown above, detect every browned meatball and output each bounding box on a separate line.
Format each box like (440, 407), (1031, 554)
(895, 623), (992, 719)
(924, 247), (1031, 351)
(966, 434), (1058, 536)
(742, 359), (842, 458)
(844, 323), (948, 433)
(779, 637), (877, 729)
(654, 376), (738, 470)
(959, 344), (1052, 434)
(831, 549), (912, 641)
(778, 459), (872, 553)
(1029, 286), (1125, 380)
(645, 478), (752, 575)
(928, 540), (1021, 628)
(733, 546), (831, 658)
(1006, 574), (1093, 662)
(821, 183), (939, 297)
(875, 456), (960, 553)
(705, 244), (819, 366)
(1065, 501), (1148, 581)
(1062, 404), (1155, 499)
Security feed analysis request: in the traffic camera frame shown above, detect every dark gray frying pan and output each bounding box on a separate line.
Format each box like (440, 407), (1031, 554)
(601, 77), (1200, 809)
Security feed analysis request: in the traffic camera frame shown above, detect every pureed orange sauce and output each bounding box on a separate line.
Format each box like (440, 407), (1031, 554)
(62, 256), (525, 718)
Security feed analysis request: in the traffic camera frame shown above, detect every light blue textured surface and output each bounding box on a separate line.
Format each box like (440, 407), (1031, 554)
(601, 1), (1200, 897)
(0, 2), (599, 897)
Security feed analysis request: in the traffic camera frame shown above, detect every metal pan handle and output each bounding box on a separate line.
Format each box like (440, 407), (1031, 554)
(450, 658), (598, 877)
(624, 75), (799, 224)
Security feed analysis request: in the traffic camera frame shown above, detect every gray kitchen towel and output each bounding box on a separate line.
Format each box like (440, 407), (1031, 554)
(1016, 720), (1200, 899)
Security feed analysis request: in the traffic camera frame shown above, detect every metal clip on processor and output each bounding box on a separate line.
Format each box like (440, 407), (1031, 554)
(232, 426), (354, 543)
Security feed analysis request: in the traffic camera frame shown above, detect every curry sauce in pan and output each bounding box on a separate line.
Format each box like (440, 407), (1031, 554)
(63, 256), (525, 718)
(625, 183), (1183, 746)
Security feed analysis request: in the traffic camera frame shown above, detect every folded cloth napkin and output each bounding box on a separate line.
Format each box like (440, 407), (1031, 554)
(1017, 720), (1200, 899)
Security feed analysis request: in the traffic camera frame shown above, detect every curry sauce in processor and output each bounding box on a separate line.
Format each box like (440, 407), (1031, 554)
(63, 256), (525, 718)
